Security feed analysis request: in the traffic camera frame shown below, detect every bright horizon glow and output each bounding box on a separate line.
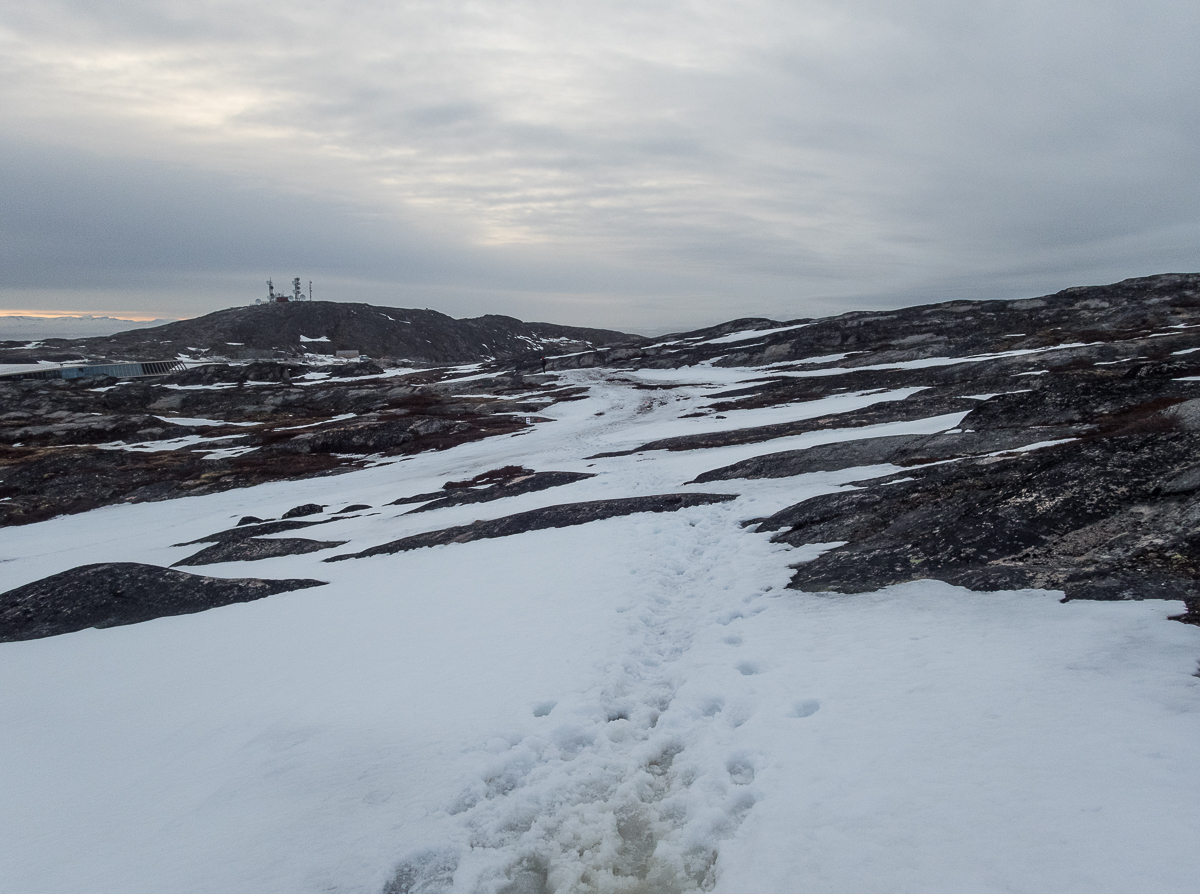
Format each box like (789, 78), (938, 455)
(0, 310), (179, 321)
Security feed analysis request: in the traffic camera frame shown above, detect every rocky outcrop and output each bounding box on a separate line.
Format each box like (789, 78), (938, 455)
(0, 412), (197, 448)
(176, 518), (336, 546)
(327, 493), (738, 560)
(281, 503), (325, 519)
(0, 563), (326, 642)
(592, 390), (981, 456)
(554, 272), (1200, 372)
(174, 538), (347, 567)
(9, 272), (1200, 624)
(757, 426), (1200, 610)
(688, 342), (1200, 610)
(404, 470), (595, 513)
(622, 274), (1200, 615)
(6, 301), (643, 364)
(0, 447), (349, 527)
(0, 368), (571, 525)
(692, 427), (1085, 482)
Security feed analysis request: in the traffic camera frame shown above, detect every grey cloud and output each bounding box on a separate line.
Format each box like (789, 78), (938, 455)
(2, 1), (1199, 329)
(0, 140), (721, 326)
(0, 142), (451, 284)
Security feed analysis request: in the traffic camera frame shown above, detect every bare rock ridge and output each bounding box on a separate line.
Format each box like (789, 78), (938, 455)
(754, 391), (1200, 612)
(0, 563), (326, 643)
(554, 271), (1200, 372)
(174, 538), (349, 567)
(7, 273), (1200, 894)
(626, 272), (1200, 616)
(0, 301), (643, 365)
(401, 469), (596, 513)
(326, 493), (739, 561)
(690, 427), (1088, 481)
(6, 271), (1200, 639)
(0, 365), (580, 526)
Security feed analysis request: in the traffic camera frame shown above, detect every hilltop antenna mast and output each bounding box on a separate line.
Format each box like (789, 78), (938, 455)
(256, 276), (310, 305)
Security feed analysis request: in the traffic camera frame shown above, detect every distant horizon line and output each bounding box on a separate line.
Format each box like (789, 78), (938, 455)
(0, 311), (181, 322)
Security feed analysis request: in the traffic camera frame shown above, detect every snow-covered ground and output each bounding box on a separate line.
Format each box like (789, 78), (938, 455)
(2, 368), (1198, 894)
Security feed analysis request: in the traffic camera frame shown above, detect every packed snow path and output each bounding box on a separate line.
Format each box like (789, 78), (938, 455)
(2, 368), (1199, 893)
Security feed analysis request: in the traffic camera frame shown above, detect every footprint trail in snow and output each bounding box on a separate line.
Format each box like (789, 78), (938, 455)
(4, 365), (1200, 894)
(386, 501), (793, 894)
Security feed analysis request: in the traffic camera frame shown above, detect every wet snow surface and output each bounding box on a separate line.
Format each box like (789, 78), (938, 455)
(2, 367), (1199, 894)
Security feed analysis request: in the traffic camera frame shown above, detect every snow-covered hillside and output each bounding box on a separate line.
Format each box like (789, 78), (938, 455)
(3, 351), (1200, 893)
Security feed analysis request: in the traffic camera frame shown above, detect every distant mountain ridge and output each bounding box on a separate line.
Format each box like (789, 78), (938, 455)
(0, 302), (643, 364)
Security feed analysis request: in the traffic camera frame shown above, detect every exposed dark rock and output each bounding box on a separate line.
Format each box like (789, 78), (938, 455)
(0, 563), (326, 642)
(9, 270), (1200, 632)
(176, 518), (334, 546)
(387, 466), (586, 507)
(1160, 464), (1200, 495)
(282, 502), (325, 519)
(0, 412), (199, 448)
(256, 413), (527, 457)
(592, 390), (980, 456)
(262, 418), (432, 455)
(335, 504), (372, 513)
(237, 515), (268, 526)
(5, 301), (642, 365)
(407, 471), (595, 513)
(0, 371), (540, 525)
(693, 427), (1084, 482)
(557, 272), (1200, 373)
(387, 491), (448, 507)
(1170, 600), (1200, 626)
(957, 368), (1197, 432)
(327, 493), (737, 560)
(0, 447), (349, 527)
(444, 465), (531, 489)
(328, 361), (385, 377)
(174, 538), (348, 567)
(760, 430), (1200, 602)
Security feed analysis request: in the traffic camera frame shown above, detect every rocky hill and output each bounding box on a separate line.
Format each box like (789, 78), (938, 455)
(555, 273), (1200, 609)
(0, 301), (642, 364)
(5, 273), (1200, 612)
(562, 271), (1200, 370)
(4, 273), (1200, 894)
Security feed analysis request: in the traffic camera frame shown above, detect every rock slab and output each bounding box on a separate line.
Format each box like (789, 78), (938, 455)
(328, 493), (737, 561)
(0, 562), (327, 642)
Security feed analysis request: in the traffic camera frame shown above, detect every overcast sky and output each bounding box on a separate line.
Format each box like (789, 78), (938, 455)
(2, 1), (1198, 331)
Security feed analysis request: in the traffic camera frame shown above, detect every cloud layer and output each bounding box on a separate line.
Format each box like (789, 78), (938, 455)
(3, 1), (1198, 329)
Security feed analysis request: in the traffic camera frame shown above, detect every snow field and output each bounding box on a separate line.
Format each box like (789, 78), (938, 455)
(1, 367), (1199, 893)
(714, 585), (1200, 894)
(1, 502), (797, 894)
